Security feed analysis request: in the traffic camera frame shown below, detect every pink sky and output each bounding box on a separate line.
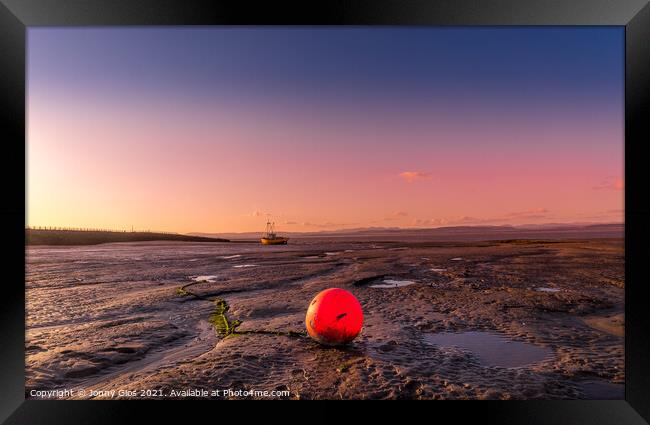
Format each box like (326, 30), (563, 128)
(26, 28), (623, 233)
(27, 89), (623, 233)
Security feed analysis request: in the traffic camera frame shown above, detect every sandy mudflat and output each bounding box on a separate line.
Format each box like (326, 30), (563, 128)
(26, 238), (624, 399)
(582, 313), (624, 337)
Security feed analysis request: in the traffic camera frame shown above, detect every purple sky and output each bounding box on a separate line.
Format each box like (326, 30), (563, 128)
(27, 27), (624, 232)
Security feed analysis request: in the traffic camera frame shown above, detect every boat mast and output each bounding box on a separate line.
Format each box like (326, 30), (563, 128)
(263, 221), (281, 240)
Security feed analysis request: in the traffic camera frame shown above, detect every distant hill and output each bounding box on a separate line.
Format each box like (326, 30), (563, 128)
(26, 229), (229, 246)
(190, 223), (623, 242)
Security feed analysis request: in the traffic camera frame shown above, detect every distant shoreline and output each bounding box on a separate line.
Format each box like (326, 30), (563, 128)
(191, 223), (624, 243)
(25, 229), (229, 246)
(26, 223), (624, 246)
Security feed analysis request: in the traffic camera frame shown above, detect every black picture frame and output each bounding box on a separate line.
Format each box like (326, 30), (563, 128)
(1, 0), (648, 423)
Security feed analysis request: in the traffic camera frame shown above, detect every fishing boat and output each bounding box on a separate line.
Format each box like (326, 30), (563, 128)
(260, 221), (288, 245)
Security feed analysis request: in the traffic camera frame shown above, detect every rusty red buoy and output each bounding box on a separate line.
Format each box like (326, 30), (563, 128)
(305, 288), (363, 345)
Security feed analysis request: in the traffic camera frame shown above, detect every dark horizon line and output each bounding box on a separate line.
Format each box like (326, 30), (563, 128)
(25, 220), (624, 236)
(190, 221), (625, 236)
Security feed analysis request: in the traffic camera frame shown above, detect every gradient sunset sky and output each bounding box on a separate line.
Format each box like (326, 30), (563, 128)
(27, 27), (624, 233)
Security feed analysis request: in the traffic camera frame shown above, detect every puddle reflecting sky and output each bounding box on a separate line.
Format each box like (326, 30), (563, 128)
(424, 331), (553, 368)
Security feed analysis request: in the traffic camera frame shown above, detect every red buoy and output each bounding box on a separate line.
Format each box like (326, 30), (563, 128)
(305, 288), (363, 345)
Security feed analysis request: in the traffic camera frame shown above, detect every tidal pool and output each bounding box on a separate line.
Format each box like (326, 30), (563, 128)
(370, 279), (417, 288)
(424, 331), (553, 368)
(191, 275), (218, 282)
(535, 287), (560, 293)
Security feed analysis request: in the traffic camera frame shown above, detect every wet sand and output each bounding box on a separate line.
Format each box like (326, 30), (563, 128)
(26, 238), (624, 399)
